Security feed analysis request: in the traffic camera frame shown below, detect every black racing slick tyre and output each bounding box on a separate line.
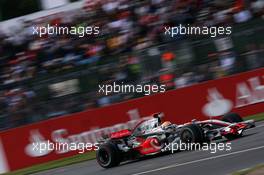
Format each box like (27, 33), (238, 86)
(96, 142), (121, 168)
(180, 124), (205, 144)
(222, 113), (243, 123)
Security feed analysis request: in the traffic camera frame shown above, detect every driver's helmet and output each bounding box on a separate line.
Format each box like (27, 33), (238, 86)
(153, 112), (164, 125)
(161, 121), (172, 129)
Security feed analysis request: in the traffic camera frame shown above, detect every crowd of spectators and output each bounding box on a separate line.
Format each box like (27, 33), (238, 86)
(0, 0), (264, 130)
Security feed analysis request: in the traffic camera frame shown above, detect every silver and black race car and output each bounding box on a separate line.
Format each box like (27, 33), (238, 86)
(96, 113), (255, 168)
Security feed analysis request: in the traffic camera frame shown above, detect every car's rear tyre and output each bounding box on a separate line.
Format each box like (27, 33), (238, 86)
(222, 113), (243, 123)
(180, 124), (205, 144)
(96, 142), (121, 168)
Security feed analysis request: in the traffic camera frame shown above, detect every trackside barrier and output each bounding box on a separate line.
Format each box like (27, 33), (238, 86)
(0, 68), (263, 173)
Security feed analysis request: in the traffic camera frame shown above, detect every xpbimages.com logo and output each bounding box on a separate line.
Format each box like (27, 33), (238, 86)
(161, 141), (232, 154)
(98, 82), (166, 95)
(164, 24), (232, 38)
(32, 24), (100, 37)
(31, 140), (99, 155)
(25, 130), (99, 157)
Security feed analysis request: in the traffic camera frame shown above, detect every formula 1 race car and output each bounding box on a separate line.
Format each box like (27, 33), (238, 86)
(96, 113), (255, 168)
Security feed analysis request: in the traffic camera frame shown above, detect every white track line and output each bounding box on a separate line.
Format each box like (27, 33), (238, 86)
(255, 124), (264, 128)
(131, 145), (264, 175)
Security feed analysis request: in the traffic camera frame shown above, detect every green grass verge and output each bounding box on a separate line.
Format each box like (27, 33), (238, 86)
(3, 112), (264, 175)
(233, 164), (264, 175)
(244, 113), (264, 122)
(3, 152), (96, 175)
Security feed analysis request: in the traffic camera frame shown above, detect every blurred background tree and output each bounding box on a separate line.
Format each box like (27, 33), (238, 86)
(0, 0), (80, 21)
(0, 0), (40, 21)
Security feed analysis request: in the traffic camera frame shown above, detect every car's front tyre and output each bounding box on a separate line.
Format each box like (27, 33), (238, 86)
(222, 113), (243, 123)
